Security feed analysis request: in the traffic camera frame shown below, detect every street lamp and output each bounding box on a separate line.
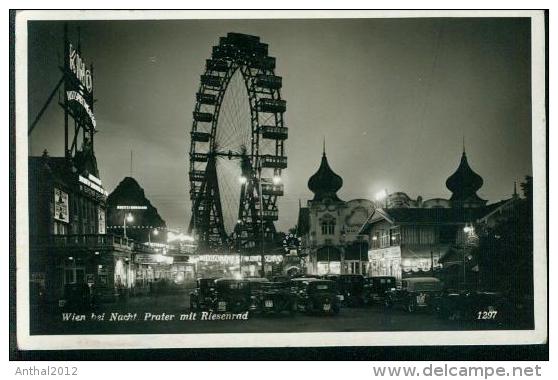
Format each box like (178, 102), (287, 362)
(236, 220), (243, 278)
(123, 212), (134, 239)
(461, 223), (476, 289)
(257, 167), (265, 278)
(375, 189), (389, 208)
(148, 228), (159, 245)
(239, 176), (247, 184)
(272, 175), (281, 185)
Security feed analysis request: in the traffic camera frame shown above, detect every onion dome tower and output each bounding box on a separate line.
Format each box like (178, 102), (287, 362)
(308, 141), (343, 203)
(445, 144), (486, 207)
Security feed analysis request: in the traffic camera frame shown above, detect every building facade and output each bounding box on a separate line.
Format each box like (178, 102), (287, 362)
(298, 149), (374, 275)
(28, 150), (134, 303)
(361, 149), (512, 286)
(105, 176), (200, 292)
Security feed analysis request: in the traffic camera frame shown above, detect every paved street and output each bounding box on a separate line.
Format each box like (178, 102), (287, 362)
(29, 291), (529, 335)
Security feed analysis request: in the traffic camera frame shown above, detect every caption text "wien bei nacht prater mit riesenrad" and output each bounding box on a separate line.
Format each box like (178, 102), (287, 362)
(61, 311), (250, 322)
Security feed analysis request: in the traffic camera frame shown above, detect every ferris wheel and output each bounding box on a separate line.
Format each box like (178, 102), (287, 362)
(188, 33), (288, 251)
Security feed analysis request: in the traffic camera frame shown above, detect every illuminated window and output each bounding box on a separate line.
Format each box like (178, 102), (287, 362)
(390, 227), (401, 246)
(54, 221), (68, 235)
(379, 230), (390, 248)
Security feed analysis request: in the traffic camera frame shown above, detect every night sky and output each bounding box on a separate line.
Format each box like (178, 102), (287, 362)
(27, 17), (532, 233)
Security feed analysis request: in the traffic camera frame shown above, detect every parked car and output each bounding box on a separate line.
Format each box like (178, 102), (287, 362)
(363, 276), (397, 305)
(436, 289), (511, 323)
(189, 277), (218, 311)
(291, 278), (340, 315)
(269, 275), (290, 283)
(245, 277), (270, 312)
(292, 274), (322, 279)
(59, 283), (93, 311)
(326, 274), (365, 307)
(385, 277), (442, 312)
(258, 281), (297, 315)
(323, 274), (366, 306)
(212, 278), (251, 313)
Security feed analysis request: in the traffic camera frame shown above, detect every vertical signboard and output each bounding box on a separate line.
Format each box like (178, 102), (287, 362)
(98, 206), (106, 234)
(54, 188), (69, 223)
(65, 42), (96, 129)
(63, 24), (97, 162)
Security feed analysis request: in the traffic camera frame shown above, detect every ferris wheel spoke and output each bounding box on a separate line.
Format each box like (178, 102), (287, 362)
(217, 92), (239, 150)
(216, 157), (242, 234)
(217, 74), (250, 152)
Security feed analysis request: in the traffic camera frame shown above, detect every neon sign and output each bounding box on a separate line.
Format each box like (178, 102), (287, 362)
(66, 90), (96, 128)
(69, 43), (93, 93)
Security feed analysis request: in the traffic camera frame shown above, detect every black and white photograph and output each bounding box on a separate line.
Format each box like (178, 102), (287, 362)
(12, 10), (547, 352)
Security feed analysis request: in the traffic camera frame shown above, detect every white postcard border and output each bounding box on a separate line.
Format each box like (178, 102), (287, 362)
(14, 9), (547, 350)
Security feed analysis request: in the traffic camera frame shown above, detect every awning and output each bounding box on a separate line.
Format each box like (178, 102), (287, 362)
(401, 244), (451, 261)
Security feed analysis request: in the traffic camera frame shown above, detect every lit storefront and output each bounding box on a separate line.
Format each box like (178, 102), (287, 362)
(169, 259), (196, 285)
(314, 246), (342, 275)
(188, 254), (284, 278)
(368, 245), (446, 281)
(368, 246), (402, 280)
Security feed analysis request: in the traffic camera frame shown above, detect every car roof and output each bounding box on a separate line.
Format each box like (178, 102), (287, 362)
(291, 278), (334, 284)
(245, 277), (270, 282)
(403, 277), (441, 283)
(214, 278), (248, 283)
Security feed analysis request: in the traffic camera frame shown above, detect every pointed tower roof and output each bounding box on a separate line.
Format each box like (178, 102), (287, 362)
(445, 149), (485, 206)
(106, 176), (167, 242)
(308, 143), (343, 203)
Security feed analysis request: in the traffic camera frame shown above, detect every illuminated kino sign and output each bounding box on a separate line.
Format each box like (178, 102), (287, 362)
(66, 90), (97, 128)
(66, 43), (96, 128)
(69, 43), (93, 93)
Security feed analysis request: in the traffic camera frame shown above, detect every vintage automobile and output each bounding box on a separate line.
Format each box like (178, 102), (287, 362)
(212, 278), (252, 313)
(257, 281), (297, 315)
(291, 278), (340, 315)
(363, 276), (397, 305)
(189, 277), (218, 311)
(384, 277), (443, 312)
(436, 289), (512, 323)
(59, 283), (94, 311)
(245, 277), (270, 312)
(269, 275), (290, 283)
(323, 274), (366, 306)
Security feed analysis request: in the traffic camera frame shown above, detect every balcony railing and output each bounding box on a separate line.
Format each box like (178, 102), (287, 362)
(46, 234), (135, 251)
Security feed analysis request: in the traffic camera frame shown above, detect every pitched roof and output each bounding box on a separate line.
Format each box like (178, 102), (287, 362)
(385, 207), (490, 224)
(106, 176), (167, 231)
(361, 206), (501, 231)
(28, 155), (75, 186)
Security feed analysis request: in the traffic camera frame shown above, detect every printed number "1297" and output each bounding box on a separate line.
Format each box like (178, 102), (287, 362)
(477, 310), (498, 320)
